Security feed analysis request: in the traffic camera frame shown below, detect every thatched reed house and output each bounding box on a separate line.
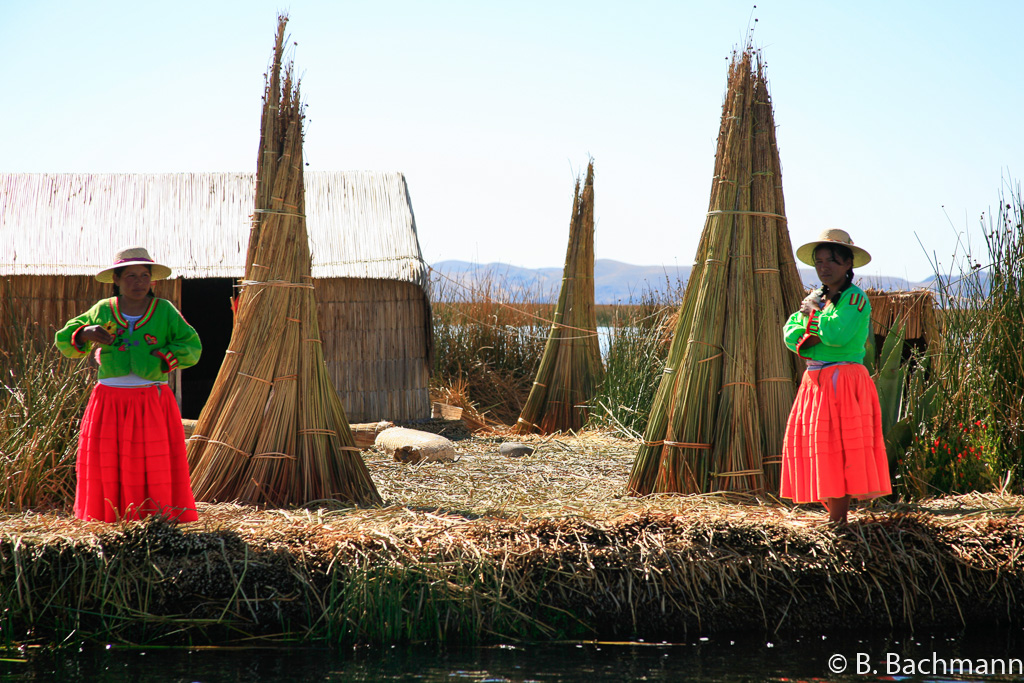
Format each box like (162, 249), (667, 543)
(0, 172), (431, 422)
(865, 288), (939, 353)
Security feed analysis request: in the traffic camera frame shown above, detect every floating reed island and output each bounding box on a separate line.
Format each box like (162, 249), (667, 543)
(2, 430), (1023, 647)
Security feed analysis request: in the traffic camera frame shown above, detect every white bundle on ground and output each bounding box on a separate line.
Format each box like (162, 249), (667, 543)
(375, 427), (456, 464)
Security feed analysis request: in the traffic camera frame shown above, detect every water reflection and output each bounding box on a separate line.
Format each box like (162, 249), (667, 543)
(2, 629), (1023, 682)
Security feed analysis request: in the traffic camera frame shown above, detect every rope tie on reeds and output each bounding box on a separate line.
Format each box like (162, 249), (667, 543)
(662, 440), (712, 450)
(753, 268), (780, 274)
(697, 353), (723, 364)
(532, 382), (547, 388)
(763, 456), (783, 464)
(273, 374), (297, 382)
(705, 259), (725, 266)
(187, 435), (250, 458)
(253, 452), (298, 460)
(303, 338), (323, 344)
(706, 210), (788, 220)
(239, 372), (272, 385)
(286, 317), (300, 323)
(714, 469), (763, 477)
(516, 417), (541, 430)
(238, 280), (315, 290)
(757, 377), (792, 383)
(254, 208), (306, 218)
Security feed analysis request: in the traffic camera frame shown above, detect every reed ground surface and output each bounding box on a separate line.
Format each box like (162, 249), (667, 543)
(2, 429), (1023, 646)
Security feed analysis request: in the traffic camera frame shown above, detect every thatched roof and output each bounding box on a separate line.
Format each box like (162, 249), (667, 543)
(0, 172), (427, 288)
(864, 288), (939, 342)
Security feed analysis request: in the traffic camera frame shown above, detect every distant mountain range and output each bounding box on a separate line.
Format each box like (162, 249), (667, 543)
(430, 259), (937, 305)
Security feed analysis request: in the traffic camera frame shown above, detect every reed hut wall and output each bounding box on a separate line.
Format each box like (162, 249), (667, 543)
(0, 172), (431, 422)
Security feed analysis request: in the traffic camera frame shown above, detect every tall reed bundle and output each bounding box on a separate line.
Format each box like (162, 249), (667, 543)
(513, 161), (604, 433)
(186, 16), (381, 507)
(627, 47), (803, 495)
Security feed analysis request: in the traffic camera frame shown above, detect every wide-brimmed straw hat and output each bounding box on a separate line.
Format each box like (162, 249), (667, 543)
(96, 247), (172, 283)
(796, 229), (872, 268)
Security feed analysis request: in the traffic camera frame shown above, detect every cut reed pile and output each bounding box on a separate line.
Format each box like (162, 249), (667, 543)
(628, 46), (803, 496)
(186, 16), (380, 507)
(514, 161), (604, 434)
(2, 431), (1023, 647)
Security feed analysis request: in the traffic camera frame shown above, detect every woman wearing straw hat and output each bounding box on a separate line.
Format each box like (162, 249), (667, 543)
(55, 247), (201, 523)
(780, 229), (891, 525)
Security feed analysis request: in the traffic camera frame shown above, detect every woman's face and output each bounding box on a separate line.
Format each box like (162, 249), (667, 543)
(113, 265), (153, 303)
(813, 246), (852, 291)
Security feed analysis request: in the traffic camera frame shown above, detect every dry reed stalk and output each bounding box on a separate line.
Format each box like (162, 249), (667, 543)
(514, 161), (604, 434)
(628, 47), (801, 496)
(186, 15), (380, 507)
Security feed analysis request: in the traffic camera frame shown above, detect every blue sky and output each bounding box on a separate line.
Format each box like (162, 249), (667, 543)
(4, 0), (1022, 282)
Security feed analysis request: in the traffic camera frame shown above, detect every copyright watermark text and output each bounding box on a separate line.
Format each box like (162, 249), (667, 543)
(828, 652), (1023, 676)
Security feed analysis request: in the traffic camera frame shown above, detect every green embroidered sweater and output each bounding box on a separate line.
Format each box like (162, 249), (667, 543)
(783, 284), (871, 364)
(54, 297), (201, 380)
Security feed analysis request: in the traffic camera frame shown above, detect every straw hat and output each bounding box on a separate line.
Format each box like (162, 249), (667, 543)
(796, 229), (871, 268)
(96, 247), (172, 283)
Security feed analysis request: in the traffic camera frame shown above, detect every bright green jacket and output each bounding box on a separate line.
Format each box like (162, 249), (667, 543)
(54, 297), (201, 380)
(783, 284), (871, 364)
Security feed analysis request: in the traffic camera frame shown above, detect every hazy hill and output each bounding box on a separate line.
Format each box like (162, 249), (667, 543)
(430, 259), (934, 305)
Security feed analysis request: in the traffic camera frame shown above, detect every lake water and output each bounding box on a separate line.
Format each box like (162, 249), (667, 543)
(4, 629), (1023, 682)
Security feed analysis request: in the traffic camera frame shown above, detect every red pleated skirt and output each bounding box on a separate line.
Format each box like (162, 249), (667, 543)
(75, 383), (198, 523)
(780, 363), (892, 504)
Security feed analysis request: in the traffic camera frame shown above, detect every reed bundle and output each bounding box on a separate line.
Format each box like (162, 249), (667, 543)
(1, 430), (1022, 646)
(865, 288), (940, 343)
(186, 16), (381, 507)
(627, 47), (803, 496)
(514, 161), (604, 434)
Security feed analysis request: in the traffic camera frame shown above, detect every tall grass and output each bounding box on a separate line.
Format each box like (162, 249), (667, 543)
(430, 271), (551, 425)
(0, 323), (93, 512)
(587, 281), (683, 438)
(896, 179), (1024, 496)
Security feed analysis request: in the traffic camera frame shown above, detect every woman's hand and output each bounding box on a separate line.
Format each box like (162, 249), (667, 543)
(79, 325), (115, 346)
(799, 289), (824, 317)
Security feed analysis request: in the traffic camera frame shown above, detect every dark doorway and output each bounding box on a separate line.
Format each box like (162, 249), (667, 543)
(179, 278), (235, 419)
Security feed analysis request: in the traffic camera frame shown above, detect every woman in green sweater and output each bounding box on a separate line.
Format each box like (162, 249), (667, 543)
(780, 230), (891, 524)
(55, 247), (201, 523)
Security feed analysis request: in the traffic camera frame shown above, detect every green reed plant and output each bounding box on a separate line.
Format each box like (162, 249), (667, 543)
(587, 281), (682, 438)
(0, 323), (93, 512)
(897, 179), (1024, 496)
(430, 270), (551, 424)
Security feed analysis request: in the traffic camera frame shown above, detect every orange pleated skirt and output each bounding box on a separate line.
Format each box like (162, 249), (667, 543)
(74, 383), (198, 523)
(780, 363), (891, 504)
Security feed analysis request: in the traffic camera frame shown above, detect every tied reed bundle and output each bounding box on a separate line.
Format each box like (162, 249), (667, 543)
(514, 161), (604, 434)
(627, 47), (803, 496)
(186, 15), (381, 507)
